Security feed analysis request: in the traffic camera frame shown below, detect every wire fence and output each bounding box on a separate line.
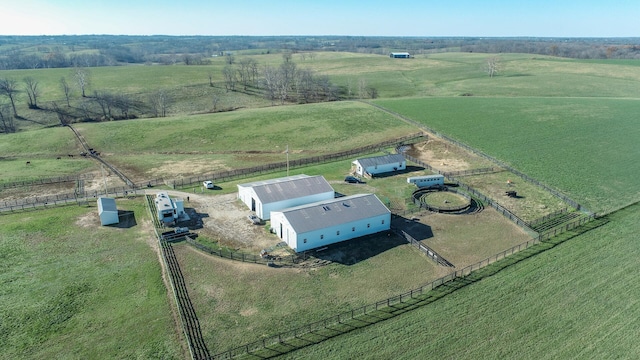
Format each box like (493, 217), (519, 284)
(373, 102), (593, 215)
(0, 186), (140, 214)
(441, 167), (504, 177)
(0, 173), (96, 189)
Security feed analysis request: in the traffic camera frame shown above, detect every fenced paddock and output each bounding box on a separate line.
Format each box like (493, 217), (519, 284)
(207, 211), (599, 359)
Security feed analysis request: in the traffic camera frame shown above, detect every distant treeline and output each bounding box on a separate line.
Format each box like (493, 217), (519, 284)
(1, 35), (639, 70)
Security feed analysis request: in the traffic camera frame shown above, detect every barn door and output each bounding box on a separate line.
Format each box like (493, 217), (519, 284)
(251, 198), (256, 211)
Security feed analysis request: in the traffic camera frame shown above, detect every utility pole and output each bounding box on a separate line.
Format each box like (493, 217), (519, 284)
(286, 144), (289, 176)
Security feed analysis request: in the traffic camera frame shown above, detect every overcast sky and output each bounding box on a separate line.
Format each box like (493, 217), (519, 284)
(1, 0), (638, 37)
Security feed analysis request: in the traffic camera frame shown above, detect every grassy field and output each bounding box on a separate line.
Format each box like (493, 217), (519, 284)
(3, 51), (639, 359)
(281, 202), (640, 360)
(0, 200), (184, 359)
(73, 101), (418, 180)
(374, 97), (640, 214)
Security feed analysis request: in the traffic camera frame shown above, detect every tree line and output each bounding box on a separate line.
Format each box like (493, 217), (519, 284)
(2, 36), (639, 70)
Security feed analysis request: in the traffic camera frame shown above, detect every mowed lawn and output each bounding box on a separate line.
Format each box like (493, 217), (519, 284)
(284, 202), (640, 360)
(373, 97), (640, 214)
(0, 201), (183, 359)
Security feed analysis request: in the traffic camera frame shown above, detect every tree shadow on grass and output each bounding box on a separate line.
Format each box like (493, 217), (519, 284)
(236, 217), (610, 359)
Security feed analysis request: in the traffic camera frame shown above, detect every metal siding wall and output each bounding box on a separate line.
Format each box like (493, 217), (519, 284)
(293, 213), (391, 253)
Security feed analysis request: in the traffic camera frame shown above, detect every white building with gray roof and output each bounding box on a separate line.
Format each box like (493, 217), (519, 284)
(237, 174), (334, 220)
(352, 154), (406, 177)
(270, 193), (391, 253)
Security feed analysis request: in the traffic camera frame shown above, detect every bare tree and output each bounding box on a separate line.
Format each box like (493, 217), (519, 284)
(262, 65), (279, 105)
(358, 78), (367, 99)
(93, 91), (115, 119)
(51, 102), (70, 126)
(238, 58), (256, 91)
(222, 65), (237, 92)
(60, 77), (73, 106)
(0, 104), (15, 133)
(485, 56), (502, 78)
(148, 89), (172, 117)
(211, 93), (220, 112)
(73, 67), (91, 97)
(277, 59), (296, 104)
(113, 93), (137, 119)
(0, 78), (19, 117)
(23, 77), (41, 109)
(225, 53), (235, 65)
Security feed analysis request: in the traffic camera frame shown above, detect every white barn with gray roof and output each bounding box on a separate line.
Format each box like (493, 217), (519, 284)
(237, 174), (334, 220)
(352, 154), (406, 177)
(270, 193), (391, 253)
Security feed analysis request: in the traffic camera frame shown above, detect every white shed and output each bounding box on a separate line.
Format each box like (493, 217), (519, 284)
(352, 154), (406, 177)
(97, 197), (119, 226)
(270, 193), (391, 253)
(237, 174), (334, 220)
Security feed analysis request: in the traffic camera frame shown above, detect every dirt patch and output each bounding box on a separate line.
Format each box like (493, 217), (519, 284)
(147, 159), (230, 179)
(406, 138), (494, 172)
(149, 190), (283, 255)
(76, 210), (100, 228)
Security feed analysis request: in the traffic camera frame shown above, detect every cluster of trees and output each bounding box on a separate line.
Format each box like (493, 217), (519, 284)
(222, 54), (340, 104)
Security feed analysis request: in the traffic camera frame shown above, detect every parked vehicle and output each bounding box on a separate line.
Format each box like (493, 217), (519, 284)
(203, 180), (214, 189)
(344, 176), (364, 184)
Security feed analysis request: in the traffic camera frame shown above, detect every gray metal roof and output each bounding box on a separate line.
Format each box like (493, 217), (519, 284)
(353, 154), (405, 169)
(97, 197), (117, 212)
(251, 175), (333, 204)
(238, 174), (310, 189)
(277, 194), (390, 234)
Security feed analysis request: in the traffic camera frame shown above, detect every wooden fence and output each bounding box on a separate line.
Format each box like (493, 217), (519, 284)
(395, 228), (455, 267)
(185, 237), (307, 266)
(375, 102), (592, 215)
(208, 213), (599, 360)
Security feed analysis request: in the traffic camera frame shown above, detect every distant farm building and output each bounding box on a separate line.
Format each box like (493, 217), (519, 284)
(352, 154), (406, 177)
(154, 191), (186, 226)
(408, 174), (445, 188)
(270, 193), (391, 253)
(237, 175), (334, 220)
(97, 197), (119, 226)
(390, 52), (411, 58)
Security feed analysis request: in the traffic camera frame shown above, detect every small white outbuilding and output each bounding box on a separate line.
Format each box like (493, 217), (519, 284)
(352, 154), (406, 177)
(237, 174), (334, 220)
(97, 197), (119, 226)
(270, 193), (391, 253)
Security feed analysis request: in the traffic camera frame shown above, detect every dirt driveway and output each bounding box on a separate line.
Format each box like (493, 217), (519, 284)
(147, 190), (284, 255)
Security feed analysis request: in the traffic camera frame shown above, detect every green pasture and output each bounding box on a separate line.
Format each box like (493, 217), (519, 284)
(3, 52), (640, 131)
(73, 102), (417, 178)
(373, 97), (640, 213)
(0, 126), (98, 183)
(284, 203), (640, 360)
(0, 200), (183, 359)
